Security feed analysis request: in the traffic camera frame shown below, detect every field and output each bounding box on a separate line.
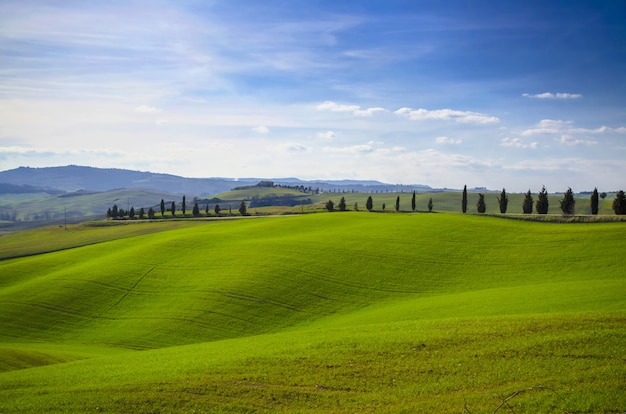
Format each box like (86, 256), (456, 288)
(0, 213), (624, 412)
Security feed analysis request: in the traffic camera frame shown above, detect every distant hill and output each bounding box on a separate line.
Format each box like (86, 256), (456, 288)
(0, 166), (238, 196)
(0, 165), (432, 195)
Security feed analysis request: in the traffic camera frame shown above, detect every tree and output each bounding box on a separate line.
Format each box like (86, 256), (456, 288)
(536, 186), (549, 214)
(112, 204), (118, 218)
(239, 200), (247, 215)
(106, 207), (112, 218)
(148, 207), (155, 219)
(477, 193), (486, 213)
(428, 197), (433, 212)
(600, 192), (607, 199)
(560, 187), (575, 215)
(160, 199), (165, 217)
(338, 197), (347, 211)
(590, 188), (599, 215)
(182, 195), (186, 216)
(139, 207), (145, 219)
(325, 199), (334, 211)
(497, 188), (508, 214)
(366, 196), (373, 212)
(382, 202), (386, 211)
(354, 202), (359, 211)
(613, 190), (626, 215)
(411, 191), (416, 211)
(205, 204), (209, 215)
(395, 196), (400, 212)
(171, 201), (176, 217)
(462, 185), (468, 213)
(214, 204), (221, 215)
(129, 206), (135, 219)
(192, 202), (200, 217)
(522, 190), (533, 214)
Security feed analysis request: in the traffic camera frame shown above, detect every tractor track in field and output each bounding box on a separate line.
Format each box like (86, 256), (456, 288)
(110, 266), (156, 309)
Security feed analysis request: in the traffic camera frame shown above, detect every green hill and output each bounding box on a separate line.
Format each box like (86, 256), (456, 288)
(0, 213), (624, 412)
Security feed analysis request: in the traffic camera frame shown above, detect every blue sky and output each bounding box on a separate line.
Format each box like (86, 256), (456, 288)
(1, 0), (625, 191)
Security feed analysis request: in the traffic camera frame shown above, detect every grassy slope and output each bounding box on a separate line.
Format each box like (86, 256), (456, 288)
(0, 213), (624, 412)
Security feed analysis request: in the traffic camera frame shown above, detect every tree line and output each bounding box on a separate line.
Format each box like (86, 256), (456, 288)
(459, 186), (626, 215)
(107, 188), (626, 220)
(107, 195), (249, 220)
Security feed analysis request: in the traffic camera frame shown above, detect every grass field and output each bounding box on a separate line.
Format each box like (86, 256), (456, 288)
(0, 213), (624, 412)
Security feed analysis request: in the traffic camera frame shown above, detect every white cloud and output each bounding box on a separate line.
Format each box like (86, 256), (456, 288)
(317, 131), (336, 140)
(323, 141), (376, 154)
(500, 137), (538, 149)
(134, 105), (162, 113)
(353, 107), (386, 117)
(559, 134), (597, 146)
(520, 119), (618, 146)
(522, 92), (582, 99)
(435, 136), (462, 145)
(521, 119), (572, 136)
(252, 125), (270, 134)
(394, 107), (499, 124)
(316, 101), (386, 117)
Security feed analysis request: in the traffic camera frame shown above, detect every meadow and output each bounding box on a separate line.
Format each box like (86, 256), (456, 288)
(0, 212), (624, 412)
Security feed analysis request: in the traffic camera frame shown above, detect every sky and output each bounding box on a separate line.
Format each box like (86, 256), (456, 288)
(1, 0), (625, 192)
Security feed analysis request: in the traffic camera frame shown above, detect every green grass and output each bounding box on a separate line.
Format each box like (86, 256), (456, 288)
(0, 213), (624, 412)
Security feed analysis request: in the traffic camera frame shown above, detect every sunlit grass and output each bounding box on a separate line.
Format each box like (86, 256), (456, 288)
(0, 213), (624, 412)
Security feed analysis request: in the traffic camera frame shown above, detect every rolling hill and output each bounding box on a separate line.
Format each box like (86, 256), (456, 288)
(0, 213), (624, 412)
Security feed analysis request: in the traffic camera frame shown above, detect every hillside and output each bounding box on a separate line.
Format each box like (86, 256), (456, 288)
(0, 214), (624, 412)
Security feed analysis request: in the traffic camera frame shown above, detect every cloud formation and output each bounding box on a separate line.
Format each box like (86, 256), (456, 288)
(500, 137), (538, 149)
(522, 92), (582, 99)
(316, 101), (386, 117)
(395, 107), (499, 124)
(317, 131), (336, 140)
(435, 136), (462, 145)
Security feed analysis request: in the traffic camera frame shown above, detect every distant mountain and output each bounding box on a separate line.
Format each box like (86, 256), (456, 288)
(0, 165), (433, 195)
(0, 166), (238, 196)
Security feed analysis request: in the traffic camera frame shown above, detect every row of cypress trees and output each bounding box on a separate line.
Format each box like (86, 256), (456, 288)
(462, 186), (626, 215)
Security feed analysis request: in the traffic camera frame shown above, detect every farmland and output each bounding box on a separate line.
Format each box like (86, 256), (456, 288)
(0, 213), (624, 412)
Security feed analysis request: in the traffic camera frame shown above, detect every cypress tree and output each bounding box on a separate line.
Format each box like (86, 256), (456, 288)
(338, 197), (347, 211)
(559, 187), (575, 215)
(129, 207), (135, 219)
(590, 188), (599, 215)
(462, 185), (468, 213)
(192, 202), (200, 217)
(411, 191), (416, 211)
(536, 186), (549, 214)
(428, 197), (433, 212)
(366, 196), (373, 211)
(214, 204), (221, 215)
(182, 195), (186, 216)
(171, 201), (176, 217)
(139, 207), (145, 219)
(239, 201), (247, 215)
(497, 188), (508, 214)
(522, 190), (533, 214)
(160, 199), (165, 217)
(148, 207), (155, 219)
(613, 190), (626, 214)
(477, 193), (486, 213)
(395, 196), (400, 212)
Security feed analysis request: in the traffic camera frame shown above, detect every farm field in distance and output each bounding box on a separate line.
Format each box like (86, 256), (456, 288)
(0, 212), (624, 412)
